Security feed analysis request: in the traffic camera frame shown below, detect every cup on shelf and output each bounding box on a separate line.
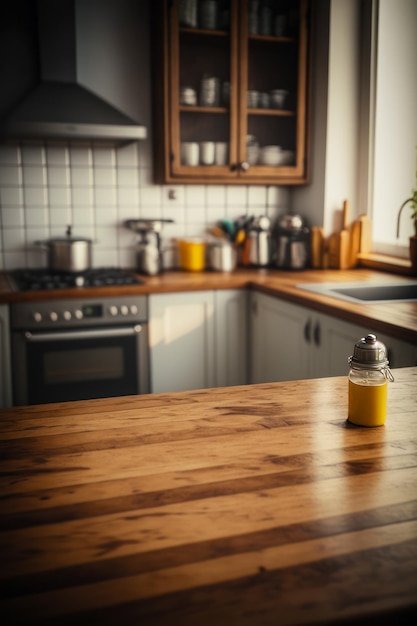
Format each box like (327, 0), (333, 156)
(180, 86), (197, 105)
(200, 141), (215, 165)
(198, 0), (218, 29)
(270, 89), (289, 109)
(247, 90), (259, 108)
(274, 14), (287, 37)
(181, 142), (199, 166)
(215, 142), (228, 165)
(179, 0), (198, 27)
(200, 76), (220, 106)
(259, 92), (270, 108)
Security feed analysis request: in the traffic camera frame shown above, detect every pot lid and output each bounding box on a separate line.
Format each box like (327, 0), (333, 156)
(36, 225), (92, 244)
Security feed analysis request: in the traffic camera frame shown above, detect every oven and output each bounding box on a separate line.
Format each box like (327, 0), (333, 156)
(11, 295), (149, 405)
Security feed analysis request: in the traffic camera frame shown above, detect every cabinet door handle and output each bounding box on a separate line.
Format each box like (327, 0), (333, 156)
(314, 321), (321, 346)
(304, 319), (311, 343)
(240, 161), (250, 171)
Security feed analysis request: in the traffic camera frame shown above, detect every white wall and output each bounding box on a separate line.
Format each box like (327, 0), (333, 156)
(293, 0), (362, 234)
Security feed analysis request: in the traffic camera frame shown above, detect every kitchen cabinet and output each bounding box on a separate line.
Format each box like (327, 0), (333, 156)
(149, 289), (248, 393)
(249, 291), (417, 383)
(153, 0), (312, 185)
(0, 304), (12, 408)
(214, 288), (248, 387)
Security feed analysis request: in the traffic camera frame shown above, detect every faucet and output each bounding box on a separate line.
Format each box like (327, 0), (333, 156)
(396, 196), (415, 238)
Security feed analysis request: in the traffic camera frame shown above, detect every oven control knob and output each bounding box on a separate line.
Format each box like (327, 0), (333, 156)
(130, 304), (138, 315)
(49, 311), (58, 322)
(74, 309), (83, 320)
(109, 305), (118, 316)
(63, 310), (72, 321)
(33, 312), (42, 323)
(120, 305), (129, 316)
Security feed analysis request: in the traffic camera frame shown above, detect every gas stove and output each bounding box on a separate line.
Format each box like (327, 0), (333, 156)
(12, 267), (143, 291)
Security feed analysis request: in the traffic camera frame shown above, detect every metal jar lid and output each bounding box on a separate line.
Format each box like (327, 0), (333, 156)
(349, 334), (389, 369)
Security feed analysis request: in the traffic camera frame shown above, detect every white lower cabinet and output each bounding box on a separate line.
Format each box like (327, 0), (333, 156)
(250, 291), (417, 383)
(149, 289), (248, 393)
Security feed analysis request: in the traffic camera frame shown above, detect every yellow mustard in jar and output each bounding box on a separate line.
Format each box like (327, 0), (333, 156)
(347, 334), (394, 427)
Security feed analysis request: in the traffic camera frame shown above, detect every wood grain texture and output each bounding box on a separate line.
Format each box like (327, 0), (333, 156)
(1, 368), (417, 624)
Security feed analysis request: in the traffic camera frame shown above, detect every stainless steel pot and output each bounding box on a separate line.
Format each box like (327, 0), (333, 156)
(36, 226), (92, 272)
(208, 241), (237, 272)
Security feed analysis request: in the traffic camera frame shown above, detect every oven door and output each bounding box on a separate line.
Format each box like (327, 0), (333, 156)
(12, 324), (149, 405)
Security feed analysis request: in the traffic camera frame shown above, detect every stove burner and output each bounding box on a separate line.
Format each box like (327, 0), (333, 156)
(12, 268), (143, 291)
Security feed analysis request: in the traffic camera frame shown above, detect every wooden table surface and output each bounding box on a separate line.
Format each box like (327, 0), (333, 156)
(1, 368), (417, 625)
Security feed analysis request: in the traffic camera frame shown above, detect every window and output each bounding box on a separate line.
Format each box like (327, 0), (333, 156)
(370, 0), (417, 258)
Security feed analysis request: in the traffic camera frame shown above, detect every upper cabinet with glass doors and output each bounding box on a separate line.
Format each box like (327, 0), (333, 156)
(153, 0), (312, 185)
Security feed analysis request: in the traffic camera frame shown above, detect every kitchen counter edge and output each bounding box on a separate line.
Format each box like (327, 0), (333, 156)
(1, 268), (416, 343)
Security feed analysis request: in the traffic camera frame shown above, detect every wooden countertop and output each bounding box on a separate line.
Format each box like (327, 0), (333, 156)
(1, 267), (417, 343)
(1, 367), (416, 624)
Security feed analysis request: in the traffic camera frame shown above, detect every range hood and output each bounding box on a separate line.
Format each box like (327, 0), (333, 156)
(1, 0), (147, 143)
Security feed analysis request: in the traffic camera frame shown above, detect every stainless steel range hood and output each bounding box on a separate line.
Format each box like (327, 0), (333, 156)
(1, 0), (147, 143)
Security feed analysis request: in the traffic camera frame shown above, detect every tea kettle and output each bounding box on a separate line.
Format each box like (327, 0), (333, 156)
(273, 213), (310, 270)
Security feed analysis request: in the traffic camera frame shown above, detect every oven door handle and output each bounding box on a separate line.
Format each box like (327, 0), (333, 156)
(23, 325), (143, 342)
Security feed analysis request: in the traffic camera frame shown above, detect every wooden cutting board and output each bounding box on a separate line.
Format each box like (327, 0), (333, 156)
(328, 199), (350, 269)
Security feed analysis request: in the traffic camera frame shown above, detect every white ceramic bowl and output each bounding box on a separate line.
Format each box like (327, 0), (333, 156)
(259, 145), (283, 165)
(270, 89), (289, 109)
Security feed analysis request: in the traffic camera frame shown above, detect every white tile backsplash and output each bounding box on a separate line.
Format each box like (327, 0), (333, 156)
(22, 165), (47, 187)
(23, 187), (48, 207)
(0, 140), (289, 271)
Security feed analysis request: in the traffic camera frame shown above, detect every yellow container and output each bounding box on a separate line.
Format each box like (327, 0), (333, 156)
(178, 238), (206, 271)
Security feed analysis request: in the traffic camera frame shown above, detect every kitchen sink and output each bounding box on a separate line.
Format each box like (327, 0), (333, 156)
(297, 280), (417, 303)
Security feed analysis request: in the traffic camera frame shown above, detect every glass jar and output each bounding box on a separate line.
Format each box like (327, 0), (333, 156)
(348, 334), (394, 427)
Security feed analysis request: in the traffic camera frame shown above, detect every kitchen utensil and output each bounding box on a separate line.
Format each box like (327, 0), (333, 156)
(35, 226), (92, 272)
(328, 199), (350, 269)
(338, 199), (350, 270)
(244, 215), (272, 267)
(248, 230), (271, 266)
(124, 218), (174, 276)
(310, 226), (325, 268)
(207, 225), (227, 239)
(349, 219), (361, 268)
(358, 213), (372, 253)
(178, 238), (207, 271)
(218, 219), (235, 241)
(273, 213), (310, 270)
(208, 240), (237, 272)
